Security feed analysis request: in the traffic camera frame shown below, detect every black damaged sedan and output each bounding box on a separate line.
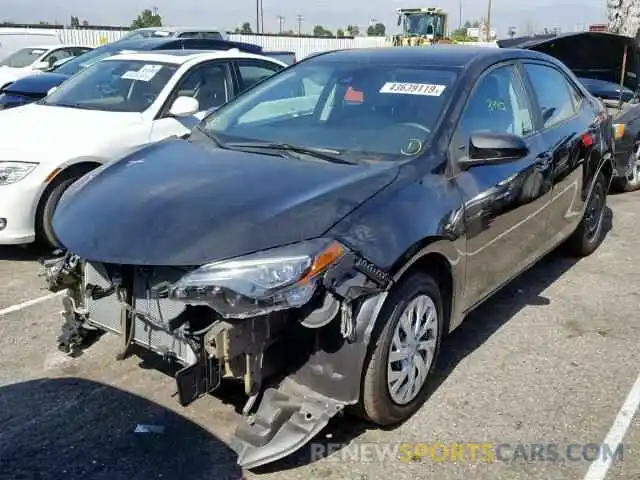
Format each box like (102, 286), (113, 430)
(43, 46), (614, 469)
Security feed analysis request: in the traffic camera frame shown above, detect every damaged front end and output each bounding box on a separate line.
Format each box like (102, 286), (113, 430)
(41, 238), (391, 469)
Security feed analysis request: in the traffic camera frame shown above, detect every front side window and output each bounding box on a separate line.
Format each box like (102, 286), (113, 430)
(201, 60), (458, 161)
(453, 64), (535, 159)
(522, 63), (577, 129)
(42, 48), (76, 67)
(0, 48), (47, 68)
(43, 59), (178, 112)
(171, 62), (230, 111)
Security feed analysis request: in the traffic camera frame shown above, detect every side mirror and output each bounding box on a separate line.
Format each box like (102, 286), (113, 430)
(168, 96), (199, 117)
(47, 86), (58, 96)
(458, 131), (529, 169)
(541, 107), (556, 123)
(32, 61), (50, 71)
(203, 105), (220, 117)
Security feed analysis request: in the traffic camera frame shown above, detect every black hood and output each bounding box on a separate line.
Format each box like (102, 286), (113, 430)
(52, 136), (399, 266)
(498, 32), (640, 92)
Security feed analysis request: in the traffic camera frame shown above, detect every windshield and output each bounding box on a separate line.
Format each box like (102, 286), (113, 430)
(0, 47), (46, 68)
(403, 13), (446, 37)
(55, 46), (122, 76)
(42, 59), (178, 112)
(201, 60), (457, 161)
(121, 30), (172, 41)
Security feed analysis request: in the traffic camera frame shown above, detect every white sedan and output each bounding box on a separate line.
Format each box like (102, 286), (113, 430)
(0, 49), (287, 247)
(0, 44), (91, 88)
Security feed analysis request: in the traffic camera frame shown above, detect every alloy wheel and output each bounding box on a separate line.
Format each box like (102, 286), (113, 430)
(387, 294), (438, 405)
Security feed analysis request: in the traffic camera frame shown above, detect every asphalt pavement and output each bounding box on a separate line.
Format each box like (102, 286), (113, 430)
(0, 191), (638, 480)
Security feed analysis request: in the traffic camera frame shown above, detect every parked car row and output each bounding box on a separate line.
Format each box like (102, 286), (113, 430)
(498, 31), (640, 192)
(0, 47), (287, 247)
(0, 43), (92, 88)
(32, 42), (616, 471)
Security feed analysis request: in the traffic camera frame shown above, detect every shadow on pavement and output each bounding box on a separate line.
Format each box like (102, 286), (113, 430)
(257, 207), (614, 472)
(0, 378), (244, 480)
(0, 244), (55, 262)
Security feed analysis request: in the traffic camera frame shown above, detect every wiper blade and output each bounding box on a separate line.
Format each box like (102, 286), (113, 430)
(224, 142), (358, 164)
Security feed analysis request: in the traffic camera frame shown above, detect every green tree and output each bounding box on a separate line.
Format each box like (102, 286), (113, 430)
(336, 28), (345, 37)
(313, 25), (332, 36)
(366, 22), (386, 36)
(70, 15), (80, 27)
(131, 8), (162, 29)
(234, 22), (252, 34)
(346, 24), (359, 36)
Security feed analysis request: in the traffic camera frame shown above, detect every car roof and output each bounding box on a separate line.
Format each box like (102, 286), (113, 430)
(307, 45), (543, 68)
(105, 49), (285, 65)
(22, 44), (86, 50)
(131, 26), (224, 32)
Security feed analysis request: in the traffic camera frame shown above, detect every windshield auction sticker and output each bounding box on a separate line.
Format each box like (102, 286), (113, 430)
(121, 64), (163, 82)
(379, 82), (446, 96)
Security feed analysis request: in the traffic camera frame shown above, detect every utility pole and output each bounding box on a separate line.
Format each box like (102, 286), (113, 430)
(459, 0), (462, 29)
(277, 15), (285, 33)
(256, 0), (260, 33)
(296, 14), (303, 35)
(260, 0), (264, 34)
(485, 0), (492, 42)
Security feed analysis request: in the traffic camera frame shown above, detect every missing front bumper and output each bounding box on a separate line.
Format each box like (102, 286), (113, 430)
(45, 251), (389, 470)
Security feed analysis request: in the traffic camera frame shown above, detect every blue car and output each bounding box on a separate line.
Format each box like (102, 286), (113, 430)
(0, 37), (264, 110)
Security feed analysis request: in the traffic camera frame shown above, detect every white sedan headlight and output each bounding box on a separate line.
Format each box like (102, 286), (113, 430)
(168, 238), (347, 318)
(0, 161), (38, 185)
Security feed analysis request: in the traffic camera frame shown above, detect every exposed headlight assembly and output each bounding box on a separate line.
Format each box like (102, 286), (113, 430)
(0, 161), (38, 185)
(168, 238), (347, 318)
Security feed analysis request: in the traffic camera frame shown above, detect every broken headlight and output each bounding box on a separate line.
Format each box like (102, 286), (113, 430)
(168, 238), (346, 318)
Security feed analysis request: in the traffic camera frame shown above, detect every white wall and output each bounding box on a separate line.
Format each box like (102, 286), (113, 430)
(0, 27), (495, 60)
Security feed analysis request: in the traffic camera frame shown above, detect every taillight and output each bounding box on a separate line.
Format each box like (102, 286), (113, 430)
(581, 132), (594, 147)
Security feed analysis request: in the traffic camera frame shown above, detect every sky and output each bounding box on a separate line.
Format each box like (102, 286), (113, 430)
(0, 0), (607, 37)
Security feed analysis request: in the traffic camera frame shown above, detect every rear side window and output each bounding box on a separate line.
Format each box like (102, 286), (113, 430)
(177, 31), (224, 40)
(236, 60), (284, 92)
(522, 63), (578, 129)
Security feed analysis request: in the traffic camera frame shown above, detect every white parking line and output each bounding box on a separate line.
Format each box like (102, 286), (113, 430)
(583, 372), (640, 480)
(0, 291), (63, 316)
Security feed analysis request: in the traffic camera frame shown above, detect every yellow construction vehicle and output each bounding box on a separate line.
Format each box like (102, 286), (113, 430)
(392, 7), (453, 46)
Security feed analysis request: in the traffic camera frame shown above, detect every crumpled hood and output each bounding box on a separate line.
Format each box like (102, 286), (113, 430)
(498, 32), (640, 92)
(52, 136), (400, 265)
(0, 103), (142, 160)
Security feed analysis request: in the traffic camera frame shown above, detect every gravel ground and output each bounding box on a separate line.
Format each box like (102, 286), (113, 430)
(0, 191), (638, 480)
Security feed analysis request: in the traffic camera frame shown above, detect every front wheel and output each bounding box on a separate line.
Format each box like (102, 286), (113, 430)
(359, 272), (444, 426)
(566, 170), (608, 257)
(35, 174), (83, 249)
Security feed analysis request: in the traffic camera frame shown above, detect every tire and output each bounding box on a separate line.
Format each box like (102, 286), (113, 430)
(611, 142), (640, 193)
(359, 271), (444, 426)
(566, 170), (608, 257)
(35, 174), (82, 249)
